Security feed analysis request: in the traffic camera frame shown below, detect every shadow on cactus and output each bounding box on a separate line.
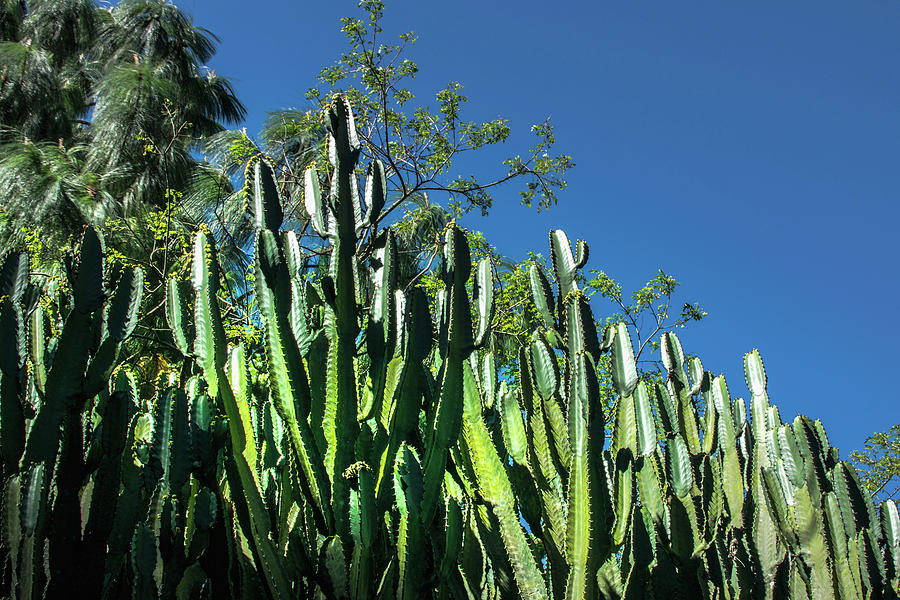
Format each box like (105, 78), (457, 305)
(1, 95), (898, 600)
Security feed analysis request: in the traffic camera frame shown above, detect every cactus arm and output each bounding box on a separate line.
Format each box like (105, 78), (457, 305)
(393, 444), (426, 600)
(610, 323), (638, 398)
(458, 360), (548, 599)
(0, 253), (27, 376)
(668, 491), (703, 566)
(661, 333), (702, 454)
(320, 96), (363, 552)
(653, 381), (679, 438)
(481, 350), (498, 411)
(518, 346), (567, 596)
(859, 526), (887, 596)
(350, 466), (376, 600)
(223, 347), (258, 471)
(749, 458), (784, 596)
(375, 288), (432, 511)
(633, 382), (656, 458)
(473, 257), (495, 348)
(192, 232), (227, 398)
(721, 447), (744, 530)
(674, 383), (702, 456)
(498, 383), (528, 467)
(824, 492), (861, 600)
(46, 410), (88, 595)
(0, 367), (24, 480)
(529, 337), (558, 400)
(304, 166), (329, 238)
(611, 448), (634, 548)
(687, 356), (704, 396)
(249, 157), (283, 233)
(701, 396), (718, 456)
(701, 456), (724, 542)
(81, 372), (138, 594)
(364, 159), (387, 226)
(564, 352), (594, 600)
(130, 523), (158, 600)
(217, 365), (294, 599)
(549, 229), (578, 300)
(22, 229), (121, 473)
(361, 231), (397, 420)
(611, 377), (637, 457)
(190, 232), (292, 599)
(13, 463), (47, 600)
(667, 435), (693, 500)
(792, 480), (836, 597)
(0, 252), (29, 302)
(529, 337), (571, 475)
(574, 240), (589, 269)
(99, 412), (153, 597)
(422, 225), (474, 522)
(106, 266), (143, 342)
(881, 500), (900, 595)
(636, 451), (665, 529)
(27, 304), (46, 397)
(660, 332), (689, 389)
(841, 460), (883, 545)
(254, 229), (332, 532)
(0, 290), (26, 478)
(20, 316), (91, 468)
(169, 387), (192, 495)
(70, 227), (106, 314)
(437, 497), (465, 599)
(528, 264), (556, 330)
(165, 277), (194, 357)
(710, 375), (737, 450)
(82, 266), (143, 398)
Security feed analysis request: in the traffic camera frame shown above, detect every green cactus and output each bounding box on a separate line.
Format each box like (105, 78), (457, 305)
(2, 94), (896, 600)
(0, 252), (28, 482)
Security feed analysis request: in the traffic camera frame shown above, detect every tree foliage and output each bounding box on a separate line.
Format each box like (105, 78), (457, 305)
(0, 0), (245, 261)
(304, 0), (574, 219)
(850, 424), (900, 501)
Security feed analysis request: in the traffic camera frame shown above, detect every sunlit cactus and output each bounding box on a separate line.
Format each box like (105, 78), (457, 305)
(1, 95), (898, 600)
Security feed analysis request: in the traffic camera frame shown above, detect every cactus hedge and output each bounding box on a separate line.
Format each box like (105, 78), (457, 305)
(1, 96), (899, 600)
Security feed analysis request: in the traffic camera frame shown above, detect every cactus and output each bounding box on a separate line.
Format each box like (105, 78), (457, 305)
(2, 95), (897, 600)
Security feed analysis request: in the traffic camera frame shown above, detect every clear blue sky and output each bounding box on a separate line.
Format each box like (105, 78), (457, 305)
(183, 0), (899, 453)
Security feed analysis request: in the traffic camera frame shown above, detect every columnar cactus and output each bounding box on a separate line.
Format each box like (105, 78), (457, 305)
(1, 95), (897, 600)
